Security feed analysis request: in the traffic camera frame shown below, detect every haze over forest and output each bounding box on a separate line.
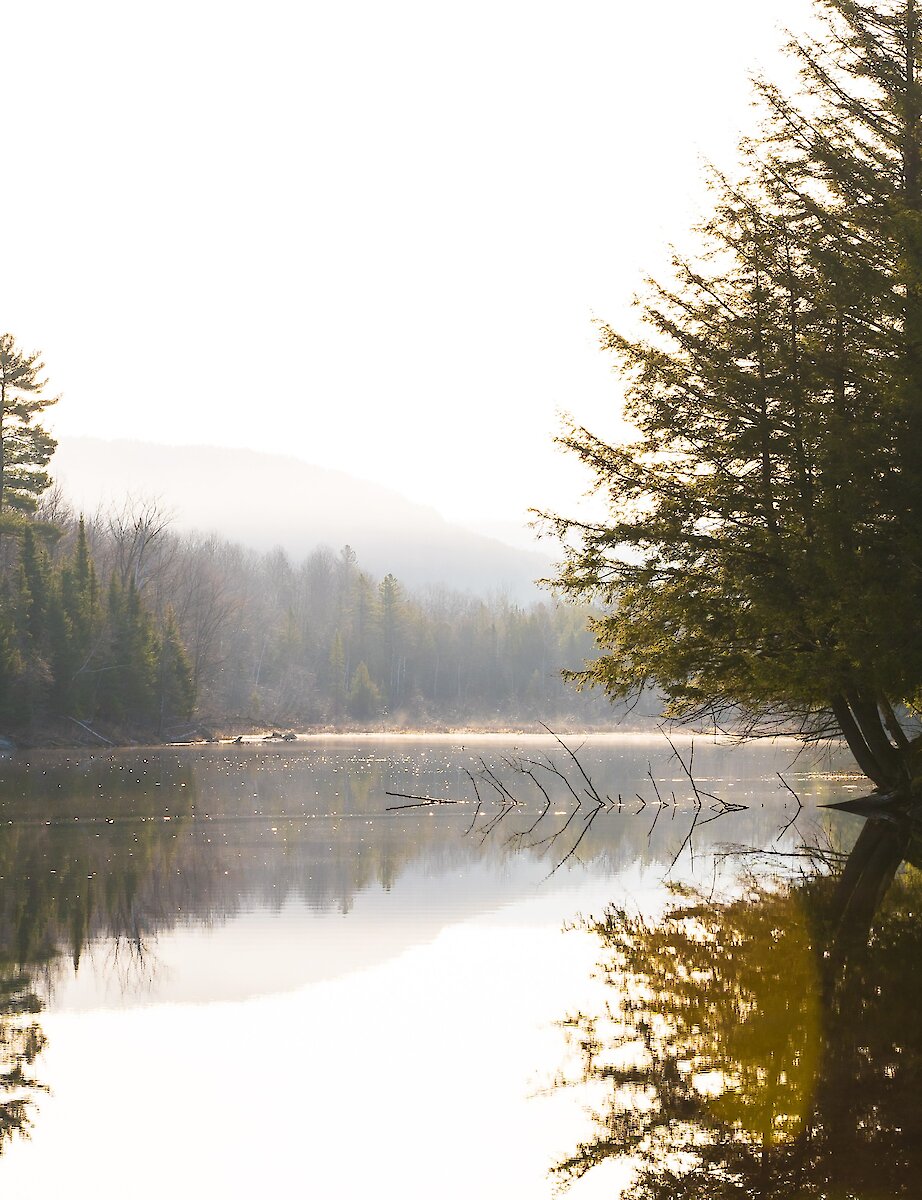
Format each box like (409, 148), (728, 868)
(0, 409), (636, 741)
(53, 438), (552, 599)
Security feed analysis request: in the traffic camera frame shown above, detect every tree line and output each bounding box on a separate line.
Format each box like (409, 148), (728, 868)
(0, 495), (625, 737)
(0, 328), (626, 737)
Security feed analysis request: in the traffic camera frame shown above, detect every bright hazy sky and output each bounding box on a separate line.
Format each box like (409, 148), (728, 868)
(4, 0), (813, 528)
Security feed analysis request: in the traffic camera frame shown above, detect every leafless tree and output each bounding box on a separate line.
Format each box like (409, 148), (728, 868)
(106, 494), (175, 592)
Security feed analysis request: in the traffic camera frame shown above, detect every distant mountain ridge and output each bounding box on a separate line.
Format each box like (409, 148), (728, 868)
(52, 437), (554, 599)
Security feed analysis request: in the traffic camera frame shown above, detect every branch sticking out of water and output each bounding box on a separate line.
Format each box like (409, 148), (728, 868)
(774, 773), (804, 842)
(385, 729), (751, 877)
(384, 792), (461, 811)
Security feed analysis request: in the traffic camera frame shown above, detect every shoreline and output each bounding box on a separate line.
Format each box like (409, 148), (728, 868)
(0, 720), (819, 754)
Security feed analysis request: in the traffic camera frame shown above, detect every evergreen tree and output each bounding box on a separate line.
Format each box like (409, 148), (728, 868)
(51, 518), (100, 714)
(157, 608), (196, 732)
(0, 336), (57, 515)
(328, 630), (347, 719)
(546, 0), (922, 794)
(378, 573), (405, 702)
(347, 661), (382, 721)
(18, 528), (51, 649)
(105, 578), (158, 723)
(0, 585), (24, 722)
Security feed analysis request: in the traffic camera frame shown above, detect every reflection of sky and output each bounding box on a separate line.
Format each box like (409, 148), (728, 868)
(30, 736), (856, 1011)
(0, 738), (861, 1198)
(3, 878), (648, 1198)
(48, 857), (658, 1012)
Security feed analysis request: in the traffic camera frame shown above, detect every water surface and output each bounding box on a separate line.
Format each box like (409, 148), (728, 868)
(0, 735), (862, 1196)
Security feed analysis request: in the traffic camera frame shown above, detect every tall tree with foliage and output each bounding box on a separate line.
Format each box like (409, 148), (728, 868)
(0, 335), (57, 516)
(103, 577), (159, 723)
(545, 0), (922, 795)
(46, 517), (102, 716)
(156, 608), (196, 733)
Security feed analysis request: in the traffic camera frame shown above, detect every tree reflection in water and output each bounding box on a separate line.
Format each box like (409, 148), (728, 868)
(552, 814), (922, 1198)
(0, 970), (46, 1148)
(0, 767), (201, 1153)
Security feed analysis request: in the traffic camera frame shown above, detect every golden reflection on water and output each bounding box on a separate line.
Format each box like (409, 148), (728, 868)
(552, 825), (922, 1199)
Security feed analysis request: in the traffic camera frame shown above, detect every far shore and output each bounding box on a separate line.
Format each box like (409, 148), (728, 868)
(0, 719), (831, 755)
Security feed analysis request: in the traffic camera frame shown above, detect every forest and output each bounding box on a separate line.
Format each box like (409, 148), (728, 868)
(0, 331), (626, 743)
(0, 494), (623, 742)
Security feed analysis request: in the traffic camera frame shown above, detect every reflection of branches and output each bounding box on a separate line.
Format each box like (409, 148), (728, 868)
(543, 803), (604, 881)
(457, 732), (750, 876)
(462, 771), (485, 836)
(713, 843), (848, 872)
(775, 772), (804, 842)
(668, 809), (703, 873)
(384, 791), (461, 811)
(474, 758), (521, 843)
(512, 767), (553, 838)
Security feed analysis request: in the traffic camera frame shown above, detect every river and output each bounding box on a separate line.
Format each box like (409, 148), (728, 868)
(0, 734), (871, 1197)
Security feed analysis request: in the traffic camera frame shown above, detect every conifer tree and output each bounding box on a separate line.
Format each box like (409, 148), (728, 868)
(51, 518), (100, 714)
(379, 573), (406, 702)
(105, 577), (158, 723)
(157, 608), (196, 732)
(0, 589), (23, 722)
(347, 661), (382, 721)
(328, 630), (347, 719)
(0, 336), (57, 515)
(546, 0), (922, 794)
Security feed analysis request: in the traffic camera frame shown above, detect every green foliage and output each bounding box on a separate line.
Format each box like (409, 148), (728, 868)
(157, 608), (196, 731)
(104, 578), (159, 723)
(348, 661), (382, 721)
(0, 511), (619, 734)
(545, 0), (922, 788)
(328, 629), (347, 719)
(49, 517), (100, 715)
(0, 334), (57, 514)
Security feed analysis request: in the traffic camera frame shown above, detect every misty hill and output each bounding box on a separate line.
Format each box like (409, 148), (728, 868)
(52, 438), (554, 599)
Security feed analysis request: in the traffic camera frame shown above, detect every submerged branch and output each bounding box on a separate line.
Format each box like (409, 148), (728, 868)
(383, 729), (753, 877)
(385, 791), (462, 811)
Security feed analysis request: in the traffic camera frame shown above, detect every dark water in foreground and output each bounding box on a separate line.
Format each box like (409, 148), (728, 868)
(0, 734), (895, 1197)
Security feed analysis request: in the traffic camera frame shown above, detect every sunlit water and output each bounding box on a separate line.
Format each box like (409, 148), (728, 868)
(0, 734), (859, 1197)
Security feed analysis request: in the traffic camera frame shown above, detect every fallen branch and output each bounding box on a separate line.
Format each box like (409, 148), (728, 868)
(66, 717), (115, 746)
(385, 791), (461, 811)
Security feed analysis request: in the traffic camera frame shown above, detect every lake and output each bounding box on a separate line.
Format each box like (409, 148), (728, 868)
(0, 734), (884, 1197)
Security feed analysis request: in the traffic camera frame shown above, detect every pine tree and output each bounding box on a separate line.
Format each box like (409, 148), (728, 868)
(157, 608), (196, 733)
(0, 336), (58, 515)
(328, 630), (347, 720)
(0, 585), (24, 721)
(378, 573), (405, 702)
(546, 0), (922, 794)
(347, 661), (382, 721)
(50, 518), (100, 714)
(18, 528), (51, 649)
(104, 577), (158, 724)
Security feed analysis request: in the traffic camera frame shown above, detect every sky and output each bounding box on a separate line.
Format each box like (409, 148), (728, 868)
(3, 0), (814, 531)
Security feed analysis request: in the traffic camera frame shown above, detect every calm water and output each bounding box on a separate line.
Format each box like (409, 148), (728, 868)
(0, 735), (874, 1196)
